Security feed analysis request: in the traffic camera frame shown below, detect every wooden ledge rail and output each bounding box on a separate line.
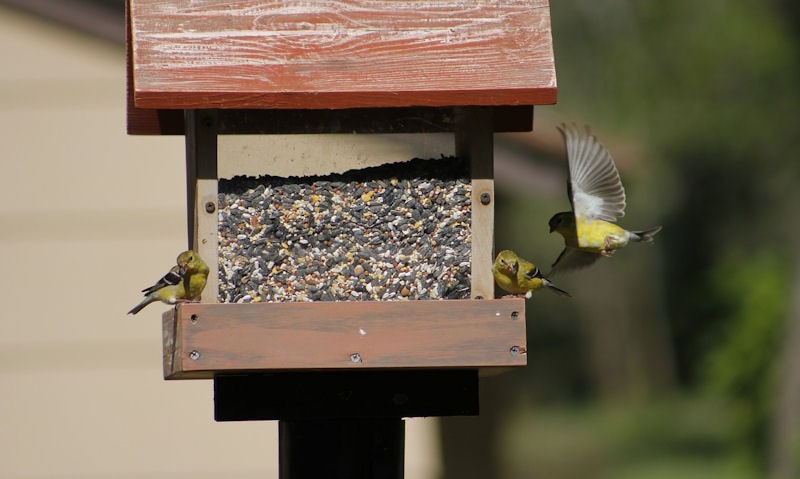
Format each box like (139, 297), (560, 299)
(128, 0), (556, 111)
(163, 299), (526, 379)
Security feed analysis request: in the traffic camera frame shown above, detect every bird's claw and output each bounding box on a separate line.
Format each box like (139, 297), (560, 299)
(600, 237), (618, 257)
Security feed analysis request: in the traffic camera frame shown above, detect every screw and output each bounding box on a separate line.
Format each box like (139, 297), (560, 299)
(190, 314), (198, 324)
(509, 346), (526, 356)
(350, 353), (362, 363)
(511, 311), (520, 319)
(474, 295), (484, 300)
(205, 201), (216, 213)
(189, 350), (201, 360)
(480, 192), (491, 205)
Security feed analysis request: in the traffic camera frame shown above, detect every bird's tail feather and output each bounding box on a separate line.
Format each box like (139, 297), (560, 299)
(632, 225), (663, 243)
(127, 297), (155, 315)
(543, 279), (571, 297)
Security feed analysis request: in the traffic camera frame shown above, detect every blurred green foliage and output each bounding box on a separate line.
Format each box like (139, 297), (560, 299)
(502, 397), (753, 479)
(704, 253), (790, 466)
(465, 1), (800, 478)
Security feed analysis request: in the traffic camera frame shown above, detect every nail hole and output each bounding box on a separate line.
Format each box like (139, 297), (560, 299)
(190, 314), (198, 324)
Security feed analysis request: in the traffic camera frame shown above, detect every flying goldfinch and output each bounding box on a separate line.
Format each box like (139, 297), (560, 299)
(493, 250), (570, 298)
(549, 123), (662, 273)
(127, 250), (209, 315)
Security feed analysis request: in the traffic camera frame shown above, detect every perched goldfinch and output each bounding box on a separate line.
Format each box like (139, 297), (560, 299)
(127, 250), (209, 315)
(176, 250), (209, 301)
(493, 250), (570, 298)
(549, 123), (662, 273)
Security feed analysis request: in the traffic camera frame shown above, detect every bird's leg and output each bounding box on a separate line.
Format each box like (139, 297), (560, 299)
(601, 236), (617, 256)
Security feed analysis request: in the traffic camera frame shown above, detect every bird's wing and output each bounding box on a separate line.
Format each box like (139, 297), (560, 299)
(549, 247), (601, 275)
(558, 123), (626, 222)
(521, 263), (543, 280)
(141, 265), (182, 296)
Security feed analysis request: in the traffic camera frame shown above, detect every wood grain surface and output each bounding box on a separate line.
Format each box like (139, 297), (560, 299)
(163, 298), (526, 378)
(130, 0), (556, 109)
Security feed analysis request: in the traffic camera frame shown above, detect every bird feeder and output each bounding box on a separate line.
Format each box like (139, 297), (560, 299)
(127, 0), (556, 475)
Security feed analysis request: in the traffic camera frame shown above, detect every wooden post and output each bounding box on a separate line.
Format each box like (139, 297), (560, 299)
(279, 419), (404, 479)
(456, 107), (495, 300)
(214, 370), (479, 479)
(184, 109), (219, 302)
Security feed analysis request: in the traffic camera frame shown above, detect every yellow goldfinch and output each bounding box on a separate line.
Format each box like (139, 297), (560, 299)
(176, 250), (209, 301)
(549, 123), (662, 273)
(127, 250), (209, 315)
(493, 250), (570, 298)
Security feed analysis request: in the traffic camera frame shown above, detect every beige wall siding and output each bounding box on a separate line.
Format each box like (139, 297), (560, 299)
(0, 6), (439, 478)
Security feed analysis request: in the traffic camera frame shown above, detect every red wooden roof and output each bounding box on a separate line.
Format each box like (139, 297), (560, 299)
(128, 0), (557, 110)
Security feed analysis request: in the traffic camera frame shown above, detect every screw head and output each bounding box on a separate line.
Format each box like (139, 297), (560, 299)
(205, 201), (216, 213)
(190, 314), (199, 324)
(511, 311), (520, 319)
(189, 350), (201, 360)
(350, 353), (362, 363)
(480, 192), (491, 205)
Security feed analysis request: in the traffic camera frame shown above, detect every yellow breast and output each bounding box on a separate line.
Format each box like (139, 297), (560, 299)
(493, 268), (525, 295)
(576, 217), (629, 252)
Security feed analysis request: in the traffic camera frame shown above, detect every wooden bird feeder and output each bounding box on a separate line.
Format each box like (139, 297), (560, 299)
(127, 0), (555, 475)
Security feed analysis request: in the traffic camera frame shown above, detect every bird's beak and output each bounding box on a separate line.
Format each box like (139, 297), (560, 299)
(510, 261), (519, 275)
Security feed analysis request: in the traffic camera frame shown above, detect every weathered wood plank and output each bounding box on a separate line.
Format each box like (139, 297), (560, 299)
(163, 299), (526, 378)
(129, 0), (556, 110)
(127, 0), (185, 134)
(195, 178), (219, 302)
(455, 107), (495, 300)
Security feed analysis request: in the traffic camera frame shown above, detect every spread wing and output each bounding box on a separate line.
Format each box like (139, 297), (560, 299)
(549, 247), (602, 275)
(558, 123), (626, 222)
